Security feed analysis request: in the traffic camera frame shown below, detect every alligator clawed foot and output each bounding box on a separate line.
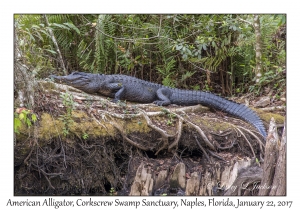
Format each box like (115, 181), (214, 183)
(153, 101), (170, 106)
(111, 99), (120, 103)
(153, 101), (162, 106)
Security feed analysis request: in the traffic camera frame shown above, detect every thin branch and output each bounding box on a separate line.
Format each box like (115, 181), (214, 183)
(43, 15), (67, 76)
(157, 15), (163, 37)
(237, 17), (253, 26)
(188, 61), (214, 73)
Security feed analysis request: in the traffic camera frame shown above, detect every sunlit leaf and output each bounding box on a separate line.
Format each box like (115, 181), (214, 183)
(19, 113), (24, 120)
(31, 114), (37, 122)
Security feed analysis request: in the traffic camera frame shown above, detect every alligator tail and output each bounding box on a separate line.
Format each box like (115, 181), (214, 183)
(199, 91), (267, 138)
(173, 90), (267, 138)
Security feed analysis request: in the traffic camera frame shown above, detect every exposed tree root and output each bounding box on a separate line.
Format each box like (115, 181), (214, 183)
(110, 121), (149, 151)
(207, 150), (227, 162)
(193, 134), (211, 163)
(212, 139), (237, 150)
(139, 109), (174, 139)
(205, 117), (265, 154)
(168, 118), (183, 151)
(235, 127), (256, 158)
(261, 106), (286, 112)
(40, 169), (56, 190)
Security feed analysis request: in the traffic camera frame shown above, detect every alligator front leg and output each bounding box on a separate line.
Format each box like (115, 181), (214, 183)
(98, 77), (124, 101)
(153, 88), (172, 106)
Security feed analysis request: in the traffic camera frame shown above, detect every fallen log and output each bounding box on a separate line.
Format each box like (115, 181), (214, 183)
(14, 80), (286, 195)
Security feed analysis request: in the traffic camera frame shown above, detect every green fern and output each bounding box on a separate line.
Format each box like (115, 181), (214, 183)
(94, 15), (117, 73)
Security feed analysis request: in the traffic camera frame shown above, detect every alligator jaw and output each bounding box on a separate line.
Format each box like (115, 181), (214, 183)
(49, 75), (67, 84)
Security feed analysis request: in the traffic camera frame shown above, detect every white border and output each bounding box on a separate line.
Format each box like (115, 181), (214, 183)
(1, 0), (299, 209)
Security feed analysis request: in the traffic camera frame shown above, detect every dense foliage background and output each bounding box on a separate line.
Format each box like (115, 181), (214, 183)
(14, 14), (286, 97)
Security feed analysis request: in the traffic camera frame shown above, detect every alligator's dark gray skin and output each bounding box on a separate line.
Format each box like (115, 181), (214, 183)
(50, 72), (267, 138)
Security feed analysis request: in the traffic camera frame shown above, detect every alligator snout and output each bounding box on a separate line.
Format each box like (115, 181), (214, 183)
(49, 74), (64, 82)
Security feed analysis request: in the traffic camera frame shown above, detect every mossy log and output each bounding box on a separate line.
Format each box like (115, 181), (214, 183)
(14, 81), (286, 195)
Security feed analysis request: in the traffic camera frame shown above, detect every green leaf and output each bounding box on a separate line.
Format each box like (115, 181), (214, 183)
(19, 113), (25, 120)
(40, 29), (51, 37)
(186, 48), (192, 55)
(63, 22), (80, 34)
(25, 29), (35, 41)
(26, 119), (32, 127)
(31, 114), (37, 122)
(175, 45), (183, 50)
(212, 41), (216, 48)
(198, 44), (202, 50)
(14, 118), (22, 133)
(52, 23), (70, 30)
(45, 49), (57, 55)
(31, 24), (40, 29)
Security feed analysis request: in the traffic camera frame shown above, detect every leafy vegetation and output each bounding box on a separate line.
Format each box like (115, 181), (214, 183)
(14, 108), (37, 134)
(15, 14), (286, 97)
(59, 92), (75, 136)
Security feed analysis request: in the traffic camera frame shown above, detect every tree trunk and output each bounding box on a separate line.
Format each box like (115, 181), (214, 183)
(220, 63), (225, 95)
(258, 118), (279, 195)
(253, 15), (263, 83)
(258, 118), (286, 196)
(269, 120), (286, 195)
(14, 22), (35, 109)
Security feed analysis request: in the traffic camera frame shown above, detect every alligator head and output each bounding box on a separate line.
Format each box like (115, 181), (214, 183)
(49, 72), (100, 93)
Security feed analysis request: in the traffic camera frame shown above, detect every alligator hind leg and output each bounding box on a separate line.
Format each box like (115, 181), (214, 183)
(153, 88), (172, 106)
(111, 86), (125, 103)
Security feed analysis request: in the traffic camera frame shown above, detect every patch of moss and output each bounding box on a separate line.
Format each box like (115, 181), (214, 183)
(212, 121), (233, 132)
(123, 117), (151, 134)
(259, 112), (285, 124)
(253, 108), (285, 124)
(69, 111), (115, 138)
(195, 118), (232, 132)
(39, 113), (64, 140)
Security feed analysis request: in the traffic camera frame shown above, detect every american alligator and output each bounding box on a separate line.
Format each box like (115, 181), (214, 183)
(50, 72), (267, 138)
